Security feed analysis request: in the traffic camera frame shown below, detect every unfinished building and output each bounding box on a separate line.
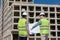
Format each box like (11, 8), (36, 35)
(2, 0), (60, 40)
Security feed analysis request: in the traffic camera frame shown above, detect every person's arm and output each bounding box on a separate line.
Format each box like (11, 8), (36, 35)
(31, 20), (41, 30)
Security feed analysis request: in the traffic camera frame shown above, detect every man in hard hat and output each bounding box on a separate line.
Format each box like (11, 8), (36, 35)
(31, 12), (50, 40)
(18, 9), (28, 40)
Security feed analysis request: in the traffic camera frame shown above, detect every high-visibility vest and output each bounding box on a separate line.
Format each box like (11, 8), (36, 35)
(18, 18), (27, 36)
(40, 18), (50, 35)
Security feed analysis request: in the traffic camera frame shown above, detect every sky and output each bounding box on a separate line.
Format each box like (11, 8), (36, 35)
(34, 0), (60, 5)
(0, 0), (60, 6)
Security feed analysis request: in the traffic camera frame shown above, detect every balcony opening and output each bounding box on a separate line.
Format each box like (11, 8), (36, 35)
(28, 0), (32, 2)
(57, 25), (60, 30)
(45, 13), (48, 17)
(21, 6), (27, 11)
(15, 0), (20, 1)
(50, 13), (55, 18)
(22, 0), (26, 2)
(57, 19), (60, 24)
(29, 18), (34, 23)
(14, 18), (19, 23)
(29, 12), (34, 17)
(50, 32), (56, 36)
(36, 12), (40, 17)
(36, 38), (41, 40)
(28, 6), (34, 11)
(50, 7), (55, 12)
(50, 19), (55, 24)
(57, 13), (60, 18)
(9, 2), (12, 6)
(58, 38), (60, 40)
(50, 25), (55, 30)
(36, 6), (41, 11)
(36, 19), (39, 22)
(14, 12), (19, 16)
(14, 5), (20, 10)
(13, 34), (18, 40)
(29, 38), (34, 40)
(43, 7), (48, 11)
(14, 24), (18, 29)
(56, 7), (60, 12)
(51, 38), (56, 40)
(57, 32), (60, 36)
(9, 0), (14, 1)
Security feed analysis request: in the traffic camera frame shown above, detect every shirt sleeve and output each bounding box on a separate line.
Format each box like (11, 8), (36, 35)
(32, 20), (42, 30)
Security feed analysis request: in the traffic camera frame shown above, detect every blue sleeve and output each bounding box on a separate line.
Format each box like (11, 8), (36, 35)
(32, 20), (42, 30)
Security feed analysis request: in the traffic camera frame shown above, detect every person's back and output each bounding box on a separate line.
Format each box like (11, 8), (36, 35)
(18, 18), (28, 36)
(18, 9), (28, 40)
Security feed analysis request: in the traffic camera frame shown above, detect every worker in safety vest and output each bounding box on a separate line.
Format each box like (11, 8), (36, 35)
(18, 9), (28, 40)
(31, 11), (50, 40)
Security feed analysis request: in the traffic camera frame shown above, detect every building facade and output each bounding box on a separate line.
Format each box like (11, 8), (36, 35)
(0, 8), (3, 40)
(2, 0), (60, 40)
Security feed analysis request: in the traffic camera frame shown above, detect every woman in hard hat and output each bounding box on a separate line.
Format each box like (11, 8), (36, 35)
(18, 9), (28, 40)
(31, 12), (50, 40)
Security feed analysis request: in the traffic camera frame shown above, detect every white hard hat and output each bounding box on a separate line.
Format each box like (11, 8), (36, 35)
(39, 12), (45, 15)
(22, 9), (26, 12)
(40, 9), (45, 15)
(22, 12), (27, 15)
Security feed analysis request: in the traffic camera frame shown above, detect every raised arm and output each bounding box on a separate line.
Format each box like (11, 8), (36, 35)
(31, 20), (41, 30)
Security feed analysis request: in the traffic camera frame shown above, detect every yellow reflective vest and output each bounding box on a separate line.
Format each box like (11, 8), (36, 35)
(18, 18), (27, 36)
(40, 18), (50, 34)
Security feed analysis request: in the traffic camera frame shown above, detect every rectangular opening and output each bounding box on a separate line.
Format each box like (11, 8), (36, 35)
(56, 7), (60, 12)
(15, 0), (20, 1)
(14, 24), (18, 29)
(28, 0), (32, 2)
(43, 7), (48, 11)
(50, 32), (56, 36)
(57, 32), (60, 36)
(50, 7), (55, 12)
(36, 6), (41, 11)
(28, 12), (34, 17)
(45, 13), (48, 17)
(14, 12), (20, 16)
(9, 2), (12, 6)
(29, 18), (34, 23)
(21, 6), (27, 10)
(29, 34), (34, 36)
(14, 18), (19, 23)
(36, 38), (41, 40)
(50, 25), (55, 30)
(28, 6), (34, 11)
(57, 25), (60, 30)
(22, 0), (26, 2)
(50, 13), (55, 18)
(14, 5), (20, 10)
(57, 19), (60, 24)
(58, 38), (60, 40)
(50, 19), (55, 24)
(13, 34), (18, 40)
(56, 13), (60, 18)
(36, 12), (40, 17)
(36, 19), (40, 22)
(51, 38), (56, 40)
(29, 38), (34, 40)
(36, 33), (41, 36)
(9, 0), (14, 1)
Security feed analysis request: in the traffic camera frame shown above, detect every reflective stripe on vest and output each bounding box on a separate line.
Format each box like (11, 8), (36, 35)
(18, 27), (26, 31)
(40, 27), (49, 30)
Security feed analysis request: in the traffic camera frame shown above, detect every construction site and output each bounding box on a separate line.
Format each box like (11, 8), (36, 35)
(0, 0), (60, 40)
